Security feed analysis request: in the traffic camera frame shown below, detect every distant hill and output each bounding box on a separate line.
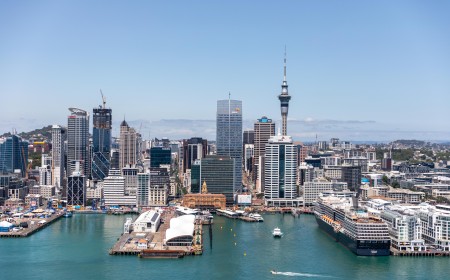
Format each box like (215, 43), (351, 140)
(393, 139), (427, 146)
(1, 125), (53, 142)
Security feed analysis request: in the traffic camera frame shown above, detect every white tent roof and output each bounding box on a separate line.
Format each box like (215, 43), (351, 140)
(165, 215), (195, 241)
(0, 221), (13, 227)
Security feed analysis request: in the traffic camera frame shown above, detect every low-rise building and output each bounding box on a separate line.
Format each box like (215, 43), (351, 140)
(360, 185), (389, 200)
(303, 178), (347, 206)
(182, 181), (226, 210)
(40, 185), (55, 199)
(25, 194), (43, 207)
(133, 210), (161, 233)
(417, 204), (450, 251)
(381, 206), (427, 252)
(388, 188), (424, 204)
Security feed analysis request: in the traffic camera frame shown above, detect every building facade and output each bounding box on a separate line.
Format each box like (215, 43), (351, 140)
(67, 108), (90, 178)
(216, 99), (243, 195)
(253, 116), (275, 192)
(0, 134), (29, 177)
(264, 135), (299, 206)
(92, 104), (112, 181)
(182, 137), (207, 173)
(67, 165), (86, 207)
(199, 155), (234, 204)
(119, 120), (138, 170)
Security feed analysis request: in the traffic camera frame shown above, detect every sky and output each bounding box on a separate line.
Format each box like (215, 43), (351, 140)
(1, 0), (449, 142)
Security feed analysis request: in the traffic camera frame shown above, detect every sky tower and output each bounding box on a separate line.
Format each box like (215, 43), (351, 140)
(278, 49), (291, 136)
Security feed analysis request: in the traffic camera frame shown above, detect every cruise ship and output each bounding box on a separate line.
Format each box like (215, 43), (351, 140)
(314, 195), (390, 256)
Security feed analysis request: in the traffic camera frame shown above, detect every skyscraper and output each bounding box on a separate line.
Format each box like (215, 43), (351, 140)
(216, 99), (242, 196)
(119, 120), (138, 170)
(51, 125), (66, 187)
(278, 52), (291, 136)
(149, 147), (171, 168)
(0, 134), (28, 177)
(199, 155), (235, 204)
(67, 108), (90, 178)
(253, 116), (276, 192)
(92, 100), (112, 181)
(182, 137), (208, 173)
(67, 162), (86, 207)
(264, 134), (299, 207)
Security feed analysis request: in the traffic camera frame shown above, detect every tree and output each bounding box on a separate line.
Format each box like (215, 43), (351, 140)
(382, 175), (389, 185)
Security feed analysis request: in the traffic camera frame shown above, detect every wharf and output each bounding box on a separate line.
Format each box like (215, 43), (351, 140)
(0, 211), (64, 238)
(391, 248), (450, 257)
(109, 208), (203, 258)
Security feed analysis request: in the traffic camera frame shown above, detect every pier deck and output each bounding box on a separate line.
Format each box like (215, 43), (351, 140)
(391, 248), (450, 257)
(109, 209), (203, 258)
(0, 211), (64, 238)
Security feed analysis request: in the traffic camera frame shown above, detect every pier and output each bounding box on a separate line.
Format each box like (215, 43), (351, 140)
(0, 211), (64, 238)
(391, 248), (450, 257)
(109, 208), (203, 258)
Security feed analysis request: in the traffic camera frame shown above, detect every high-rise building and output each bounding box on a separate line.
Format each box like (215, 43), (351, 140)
(199, 155), (234, 204)
(67, 108), (90, 178)
(51, 125), (66, 188)
(264, 134), (299, 207)
(182, 137), (207, 173)
(243, 130), (254, 146)
(150, 147), (171, 168)
(253, 116), (276, 192)
(136, 168), (170, 207)
(0, 134), (29, 177)
(148, 167), (170, 206)
(92, 101), (112, 181)
(122, 164), (138, 196)
(67, 162), (86, 207)
(103, 169), (136, 207)
(341, 165), (362, 192)
(294, 142), (307, 164)
(190, 160), (201, 193)
(39, 154), (52, 186)
(119, 119), (138, 170)
(244, 144), (254, 173)
(278, 52), (291, 136)
(216, 99), (242, 194)
(137, 171), (150, 207)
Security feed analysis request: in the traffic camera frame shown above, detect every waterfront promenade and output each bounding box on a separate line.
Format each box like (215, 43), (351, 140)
(1, 213), (450, 280)
(0, 211), (64, 238)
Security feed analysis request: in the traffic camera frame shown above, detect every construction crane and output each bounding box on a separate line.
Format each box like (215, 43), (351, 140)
(21, 146), (28, 179)
(100, 89), (106, 109)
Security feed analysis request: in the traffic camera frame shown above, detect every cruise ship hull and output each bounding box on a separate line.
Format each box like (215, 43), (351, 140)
(315, 215), (390, 256)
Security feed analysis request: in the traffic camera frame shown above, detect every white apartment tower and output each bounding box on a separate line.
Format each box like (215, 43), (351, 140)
(51, 125), (66, 187)
(264, 134), (298, 205)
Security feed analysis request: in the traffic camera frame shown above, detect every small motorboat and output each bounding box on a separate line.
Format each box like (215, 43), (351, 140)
(273, 227), (283, 238)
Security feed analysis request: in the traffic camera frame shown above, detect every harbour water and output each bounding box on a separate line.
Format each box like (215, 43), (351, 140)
(1, 213), (449, 279)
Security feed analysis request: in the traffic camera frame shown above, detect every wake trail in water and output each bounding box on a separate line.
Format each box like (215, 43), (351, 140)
(272, 271), (335, 278)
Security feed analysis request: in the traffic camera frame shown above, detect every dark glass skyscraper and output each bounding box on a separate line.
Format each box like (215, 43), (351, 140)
(92, 104), (112, 181)
(0, 135), (28, 177)
(216, 99), (242, 195)
(150, 147), (171, 168)
(200, 155), (234, 204)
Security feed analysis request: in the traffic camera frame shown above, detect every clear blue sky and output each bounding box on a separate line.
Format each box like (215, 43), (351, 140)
(1, 0), (449, 141)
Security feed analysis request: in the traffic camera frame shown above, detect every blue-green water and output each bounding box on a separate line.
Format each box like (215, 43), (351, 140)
(1, 213), (449, 279)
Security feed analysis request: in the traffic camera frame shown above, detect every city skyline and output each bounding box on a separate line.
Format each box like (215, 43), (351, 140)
(1, 1), (449, 141)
